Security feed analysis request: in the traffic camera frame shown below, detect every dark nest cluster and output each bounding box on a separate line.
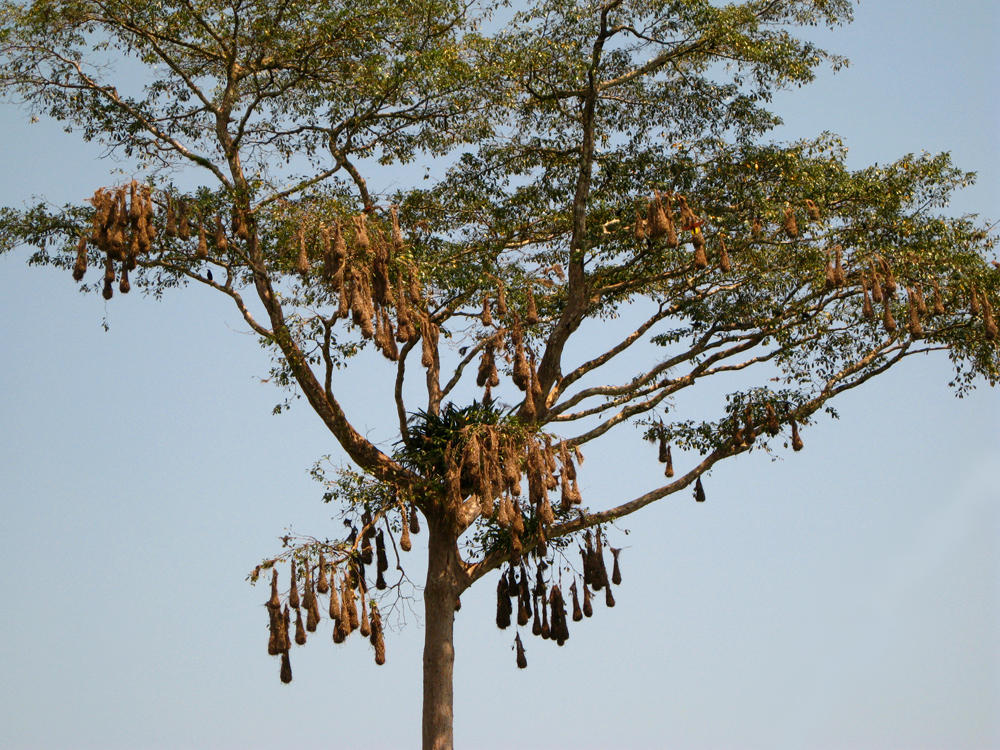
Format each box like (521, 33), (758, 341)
(262, 531), (400, 684)
(628, 191), (996, 341)
(498, 528), (622, 669)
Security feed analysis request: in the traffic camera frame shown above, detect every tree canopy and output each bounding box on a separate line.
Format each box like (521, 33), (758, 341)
(0, 1), (997, 749)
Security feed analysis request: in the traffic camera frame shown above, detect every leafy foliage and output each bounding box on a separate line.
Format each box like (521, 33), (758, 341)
(0, 0), (996, 743)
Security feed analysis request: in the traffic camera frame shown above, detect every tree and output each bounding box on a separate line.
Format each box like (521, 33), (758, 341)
(1, 1), (997, 748)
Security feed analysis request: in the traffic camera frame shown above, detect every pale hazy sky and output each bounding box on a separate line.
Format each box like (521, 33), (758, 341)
(0, 2), (997, 749)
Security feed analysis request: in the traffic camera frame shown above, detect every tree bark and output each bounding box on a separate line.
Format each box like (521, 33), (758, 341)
(422, 515), (464, 750)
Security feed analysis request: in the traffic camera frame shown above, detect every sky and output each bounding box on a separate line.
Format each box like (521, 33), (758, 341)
(0, 2), (997, 749)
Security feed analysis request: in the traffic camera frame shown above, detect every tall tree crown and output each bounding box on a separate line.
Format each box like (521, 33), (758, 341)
(0, 0), (996, 716)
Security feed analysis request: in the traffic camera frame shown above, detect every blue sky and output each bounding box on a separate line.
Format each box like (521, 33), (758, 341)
(0, 2), (997, 749)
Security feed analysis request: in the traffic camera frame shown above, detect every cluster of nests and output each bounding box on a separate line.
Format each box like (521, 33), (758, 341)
(261, 503), (418, 684)
(77, 183), (560, 399)
(651, 400), (806, 504)
(72, 181), (995, 358)
(500, 529), (621, 669)
(73, 182), (239, 296)
(442, 425), (585, 559)
(857, 257), (997, 340)
(306, 209), (559, 413)
(74, 182), (158, 298)
(632, 190), (997, 341)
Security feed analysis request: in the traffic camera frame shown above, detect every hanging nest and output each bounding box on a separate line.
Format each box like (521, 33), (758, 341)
(327, 565), (341, 618)
(765, 402), (780, 436)
(375, 307), (400, 361)
(647, 191), (671, 240)
(880, 259), (898, 299)
(196, 223), (208, 259)
(231, 206), (248, 240)
(517, 587), (531, 627)
(595, 531), (611, 590)
(399, 503), (412, 552)
(496, 575), (513, 629)
(931, 280), (946, 316)
(375, 529), (389, 580)
(420, 313), (438, 369)
(525, 284), (539, 325)
(906, 288), (924, 338)
(824, 252), (837, 289)
(550, 585), (570, 644)
(304, 568), (320, 631)
(295, 226), (311, 275)
(409, 501), (421, 535)
(570, 579), (583, 622)
(268, 568), (280, 609)
(164, 197), (177, 237)
(288, 560), (300, 609)
(539, 592), (550, 639)
(177, 201), (191, 240)
(118, 266), (130, 294)
(582, 533), (600, 590)
(718, 236), (732, 273)
(634, 209), (647, 242)
(781, 206), (798, 238)
(982, 297), (998, 341)
(102, 258), (115, 300)
(882, 298), (897, 334)
(390, 205), (404, 250)
(912, 285), (928, 316)
(833, 246), (846, 285)
(495, 280), (508, 317)
(213, 215), (228, 251)
(691, 230), (708, 269)
(477, 341), (500, 389)
(72, 236), (88, 281)
(791, 419), (804, 452)
(266, 604), (282, 656)
(870, 267), (884, 304)
(345, 576), (359, 631)
(352, 214), (370, 254)
(481, 296), (493, 327)
(611, 548), (622, 585)
(294, 607), (307, 645)
(861, 275), (875, 319)
(315, 556), (329, 595)
(359, 591), (371, 638)
(694, 476), (706, 502)
(350, 267), (376, 339)
(515, 633), (527, 669)
(279, 651), (292, 684)
(511, 322), (531, 391)
(804, 199), (821, 222)
(744, 406), (757, 444)
(677, 194), (699, 232)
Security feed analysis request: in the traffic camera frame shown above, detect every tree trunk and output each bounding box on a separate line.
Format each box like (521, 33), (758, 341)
(422, 515), (463, 750)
